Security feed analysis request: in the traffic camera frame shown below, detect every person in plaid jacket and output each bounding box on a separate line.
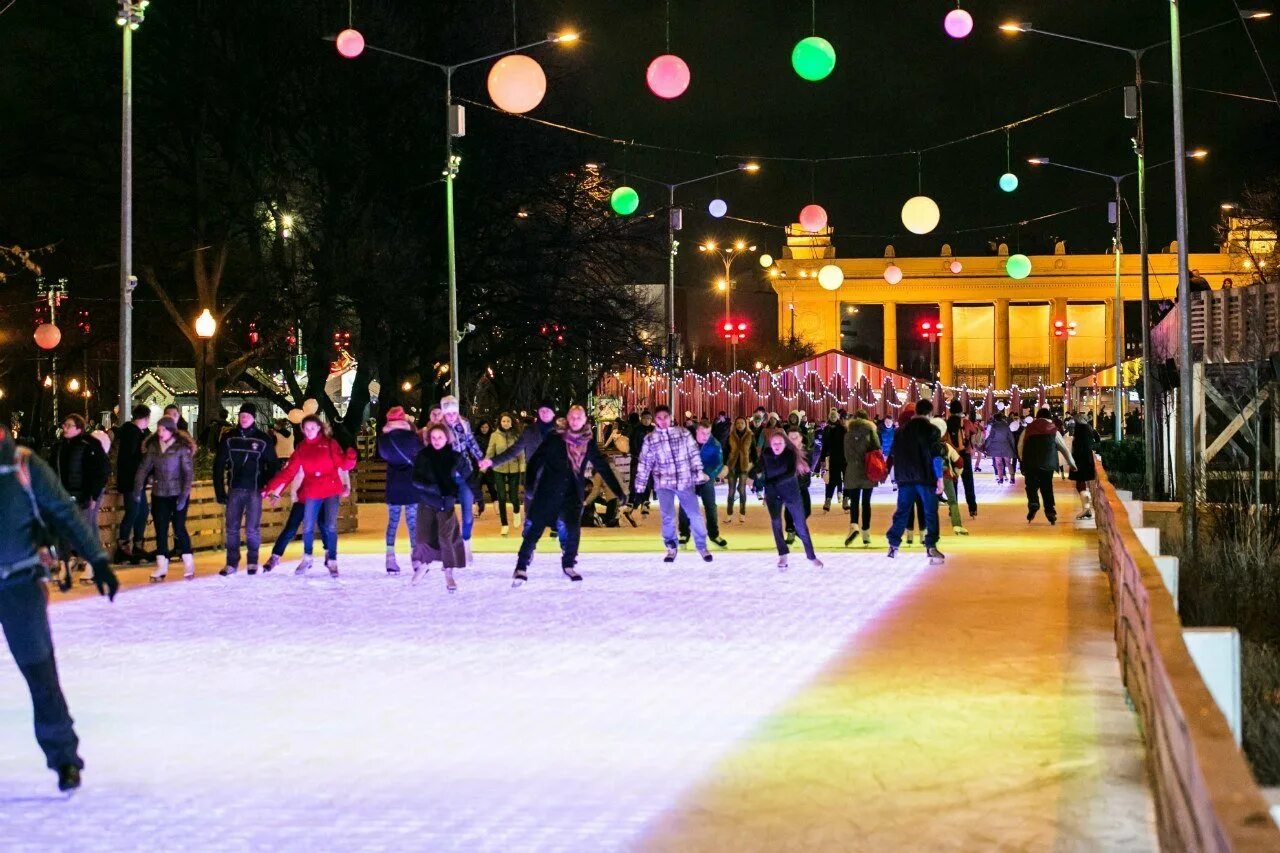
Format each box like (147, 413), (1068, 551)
(633, 405), (712, 563)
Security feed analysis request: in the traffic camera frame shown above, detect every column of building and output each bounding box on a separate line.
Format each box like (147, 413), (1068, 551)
(938, 300), (954, 386)
(883, 301), (897, 371)
(1048, 296), (1068, 387)
(994, 298), (1010, 390)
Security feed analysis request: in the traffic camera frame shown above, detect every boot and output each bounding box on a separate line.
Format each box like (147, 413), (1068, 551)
(412, 562), (430, 584)
(112, 542), (131, 565)
(697, 548), (713, 563)
(663, 547), (677, 563)
(182, 554), (195, 580)
(247, 564), (259, 576)
(149, 556), (169, 583)
(263, 554), (280, 573)
(809, 557), (824, 569)
(294, 555), (312, 576)
(844, 524), (860, 547)
(464, 540), (473, 567)
(777, 555), (788, 570)
(444, 567), (457, 592)
(326, 559), (339, 578)
(129, 541), (146, 566)
(501, 524), (509, 537)
(57, 765), (81, 793)
(385, 552), (401, 575)
(1076, 492), (1094, 520)
(862, 530), (871, 546)
(78, 561), (94, 585)
(219, 565), (237, 577)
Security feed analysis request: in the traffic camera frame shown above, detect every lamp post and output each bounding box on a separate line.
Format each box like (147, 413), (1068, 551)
(921, 321), (943, 381)
(1026, 151), (1206, 443)
(335, 31), (579, 403)
(195, 308), (217, 431)
(1000, 8), (1268, 492)
(116, 0), (147, 427)
(699, 239), (757, 372)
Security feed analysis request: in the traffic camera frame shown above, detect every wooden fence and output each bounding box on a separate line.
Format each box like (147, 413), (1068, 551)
(1090, 466), (1279, 851)
(1152, 281), (1280, 364)
(94, 481), (358, 554)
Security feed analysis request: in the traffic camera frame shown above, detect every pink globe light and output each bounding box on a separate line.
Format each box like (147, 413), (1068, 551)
(487, 54), (547, 114)
(950, 260), (963, 274)
(646, 54), (691, 99)
(336, 28), (365, 59)
(34, 323), (62, 350)
(798, 204), (828, 233)
(944, 8), (974, 39)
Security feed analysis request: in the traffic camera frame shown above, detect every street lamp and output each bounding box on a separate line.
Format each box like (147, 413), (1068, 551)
(920, 321), (944, 381)
(195, 308), (216, 430)
(700, 238), (758, 372)
(1027, 150), (1207, 444)
(117, 0), (148, 428)
(335, 30), (579, 403)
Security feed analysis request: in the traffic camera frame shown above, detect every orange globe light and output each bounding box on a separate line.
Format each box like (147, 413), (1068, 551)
(336, 28), (365, 59)
(34, 323), (61, 350)
(487, 54), (547, 114)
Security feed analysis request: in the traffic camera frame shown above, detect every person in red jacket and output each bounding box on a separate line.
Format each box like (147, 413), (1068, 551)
(263, 415), (357, 577)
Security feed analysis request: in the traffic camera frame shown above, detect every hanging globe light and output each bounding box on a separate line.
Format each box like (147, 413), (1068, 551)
(646, 54), (691, 99)
(1006, 253), (1032, 279)
(34, 323), (61, 350)
(999, 172), (1019, 192)
(949, 260), (963, 274)
(883, 265), (903, 285)
(798, 204), (828, 233)
(901, 196), (941, 234)
(817, 264), (844, 290)
(708, 198), (728, 218)
(791, 36), (836, 81)
(944, 8), (974, 39)
(610, 186), (640, 216)
(759, 253), (774, 268)
(335, 28), (365, 59)
(487, 54), (547, 113)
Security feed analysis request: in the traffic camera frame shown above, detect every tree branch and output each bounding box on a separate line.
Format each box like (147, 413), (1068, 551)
(141, 265), (198, 348)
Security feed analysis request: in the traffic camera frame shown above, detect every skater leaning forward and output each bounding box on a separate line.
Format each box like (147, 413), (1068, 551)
(754, 429), (823, 570)
(411, 422), (466, 592)
(0, 408), (119, 792)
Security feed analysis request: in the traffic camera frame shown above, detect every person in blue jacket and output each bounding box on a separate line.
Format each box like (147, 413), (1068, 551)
(678, 421), (728, 548)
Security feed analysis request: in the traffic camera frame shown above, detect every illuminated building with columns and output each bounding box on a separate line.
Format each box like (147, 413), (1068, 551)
(769, 224), (1242, 390)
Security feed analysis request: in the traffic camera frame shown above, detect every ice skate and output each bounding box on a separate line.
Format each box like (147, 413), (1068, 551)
(294, 555), (312, 576)
(501, 524), (509, 537)
(444, 567), (457, 593)
(411, 562), (430, 584)
(697, 548), (713, 563)
(906, 530), (914, 546)
(844, 525), (860, 547)
(738, 513), (746, 524)
(562, 563), (582, 582)
(112, 542), (131, 565)
(886, 545), (899, 559)
(777, 555), (789, 571)
(663, 547), (677, 563)
(149, 556), (168, 583)
(1076, 509), (1093, 520)
(263, 555), (280, 573)
(512, 568), (527, 587)
(953, 526), (969, 536)
(1027, 508), (1038, 523)
(182, 554), (196, 580)
(247, 564), (259, 576)
(927, 547), (946, 565)
(785, 531), (796, 546)
(862, 530), (871, 546)
(385, 552), (401, 575)
(464, 540), (473, 566)
(710, 536), (728, 548)
(57, 765), (80, 793)
(809, 557), (824, 569)
(218, 565), (237, 577)
(326, 559), (340, 577)
(78, 561), (94, 585)
(822, 501), (831, 513)
(678, 534), (690, 545)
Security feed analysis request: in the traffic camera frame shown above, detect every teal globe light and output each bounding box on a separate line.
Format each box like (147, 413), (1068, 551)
(791, 36), (836, 81)
(999, 172), (1019, 193)
(1006, 253), (1032, 279)
(611, 186), (639, 216)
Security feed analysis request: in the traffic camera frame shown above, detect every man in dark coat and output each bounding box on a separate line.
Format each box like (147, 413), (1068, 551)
(1017, 408), (1076, 524)
(884, 399), (946, 562)
(0, 408), (117, 792)
(113, 404), (151, 565)
(817, 409), (847, 512)
(213, 403), (278, 575)
(626, 409), (655, 510)
(49, 413), (110, 583)
(512, 405), (625, 586)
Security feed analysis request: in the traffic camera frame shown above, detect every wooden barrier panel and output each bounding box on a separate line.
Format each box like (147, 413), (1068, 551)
(94, 480), (359, 553)
(1090, 467), (1279, 851)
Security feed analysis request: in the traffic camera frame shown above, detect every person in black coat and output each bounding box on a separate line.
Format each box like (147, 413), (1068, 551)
(884, 399), (946, 560)
(112, 404), (151, 565)
(49, 414), (110, 582)
(752, 431), (822, 569)
(411, 424), (466, 592)
(376, 406), (423, 574)
(212, 403), (278, 576)
(512, 405), (625, 586)
(1069, 412), (1099, 520)
(817, 410), (847, 512)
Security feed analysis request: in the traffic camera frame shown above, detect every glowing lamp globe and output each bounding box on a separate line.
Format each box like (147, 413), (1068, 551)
(335, 28), (365, 59)
(817, 264), (844, 290)
(33, 323), (61, 350)
(610, 186), (640, 216)
(999, 172), (1019, 192)
(646, 54), (691, 99)
(708, 198), (728, 218)
(759, 253), (774, 268)
(791, 36), (836, 81)
(901, 195), (941, 234)
(302, 398), (320, 415)
(487, 54), (547, 114)
(949, 260), (963, 274)
(944, 9), (974, 38)
(883, 265), (903, 285)
(1006, 253), (1032, 279)
(798, 204), (828, 233)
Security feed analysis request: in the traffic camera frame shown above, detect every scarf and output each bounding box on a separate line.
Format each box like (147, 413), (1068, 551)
(562, 425), (592, 475)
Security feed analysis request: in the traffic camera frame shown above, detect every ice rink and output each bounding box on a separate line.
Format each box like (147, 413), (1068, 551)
(1, 546), (935, 851)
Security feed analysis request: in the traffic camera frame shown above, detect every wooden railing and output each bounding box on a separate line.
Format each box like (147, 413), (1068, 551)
(1090, 466), (1279, 851)
(1152, 281), (1280, 364)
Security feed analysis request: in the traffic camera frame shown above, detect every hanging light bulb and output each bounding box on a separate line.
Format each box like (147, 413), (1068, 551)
(487, 55), (547, 113)
(901, 196), (940, 234)
(708, 198), (728, 218)
(336, 28), (365, 58)
(1006, 253), (1032, 279)
(817, 264), (844, 290)
(792, 36), (836, 81)
(611, 186), (640, 215)
(999, 172), (1019, 192)
(646, 54), (691, 99)
(944, 8), (974, 38)
(883, 265), (903, 285)
(798, 204), (828, 233)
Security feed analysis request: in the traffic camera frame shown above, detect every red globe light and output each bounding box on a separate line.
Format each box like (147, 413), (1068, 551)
(34, 323), (61, 350)
(336, 28), (365, 59)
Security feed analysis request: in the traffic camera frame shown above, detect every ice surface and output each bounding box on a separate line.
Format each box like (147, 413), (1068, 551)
(1, 548), (932, 852)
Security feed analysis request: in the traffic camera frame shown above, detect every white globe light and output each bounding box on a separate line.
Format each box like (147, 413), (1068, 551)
(949, 260), (963, 274)
(759, 253), (773, 268)
(883, 264), (903, 285)
(817, 264), (844, 290)
(487, 54), (547, 113)
(901, 195), (940, 234)
(708, 198), (728, 218)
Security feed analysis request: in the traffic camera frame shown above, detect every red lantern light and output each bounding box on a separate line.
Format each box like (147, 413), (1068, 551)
(34, 323), (61, 350)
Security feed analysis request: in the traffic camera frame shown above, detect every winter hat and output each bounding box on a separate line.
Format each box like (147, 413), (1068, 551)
(536, 399), (556, 413)
(157, 416), (178, 434)
(385, 405), (409, 423)
(440, 395), (460, 414)
(239, 402), (257, 418)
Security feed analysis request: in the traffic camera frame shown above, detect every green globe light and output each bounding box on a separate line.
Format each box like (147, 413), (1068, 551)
(791, 36), (836, 81)
(611, 186), (639, 216)
(999, 172), (1019, 193)
(1006, 253), (1032, 279)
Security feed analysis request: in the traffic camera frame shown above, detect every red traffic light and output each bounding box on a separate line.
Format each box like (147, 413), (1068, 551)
(736, 322), (747, 331)
(921, 321), (932, 331)
(723, 322), (733, 332)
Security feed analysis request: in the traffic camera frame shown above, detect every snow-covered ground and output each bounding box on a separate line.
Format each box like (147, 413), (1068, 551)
(1, 548), (933, 852)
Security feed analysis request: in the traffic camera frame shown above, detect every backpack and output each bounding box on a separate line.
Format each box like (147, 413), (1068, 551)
(864, 448), (888, 483)
(0, 447), (63, 586)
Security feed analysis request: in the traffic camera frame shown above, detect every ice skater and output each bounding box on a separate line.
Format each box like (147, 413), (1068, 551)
(0, 410), (118, 792)
(213, 403), (277, 576)
(633, 405), (712, 564)
(513, 405), (626, 585)
(411, 423), (466, 592)
(754, 430), (822, 570)
(885, 399), (946, 564)
(377, 406), (421, 574)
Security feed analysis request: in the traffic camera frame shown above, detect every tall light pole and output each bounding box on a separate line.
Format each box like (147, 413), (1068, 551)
(1000, 8), (1268, 490)
(116, 0), (147, 426)
(335, 31), (579, 403)
(1169, 0), (1196, 554)
(699, 239), (757, 372)
(1027, 151), (1207, 442)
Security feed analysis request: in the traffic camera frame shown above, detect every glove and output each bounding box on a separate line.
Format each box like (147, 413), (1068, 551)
(91, 558), (119, 602)
(177, 498), (188, 513)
